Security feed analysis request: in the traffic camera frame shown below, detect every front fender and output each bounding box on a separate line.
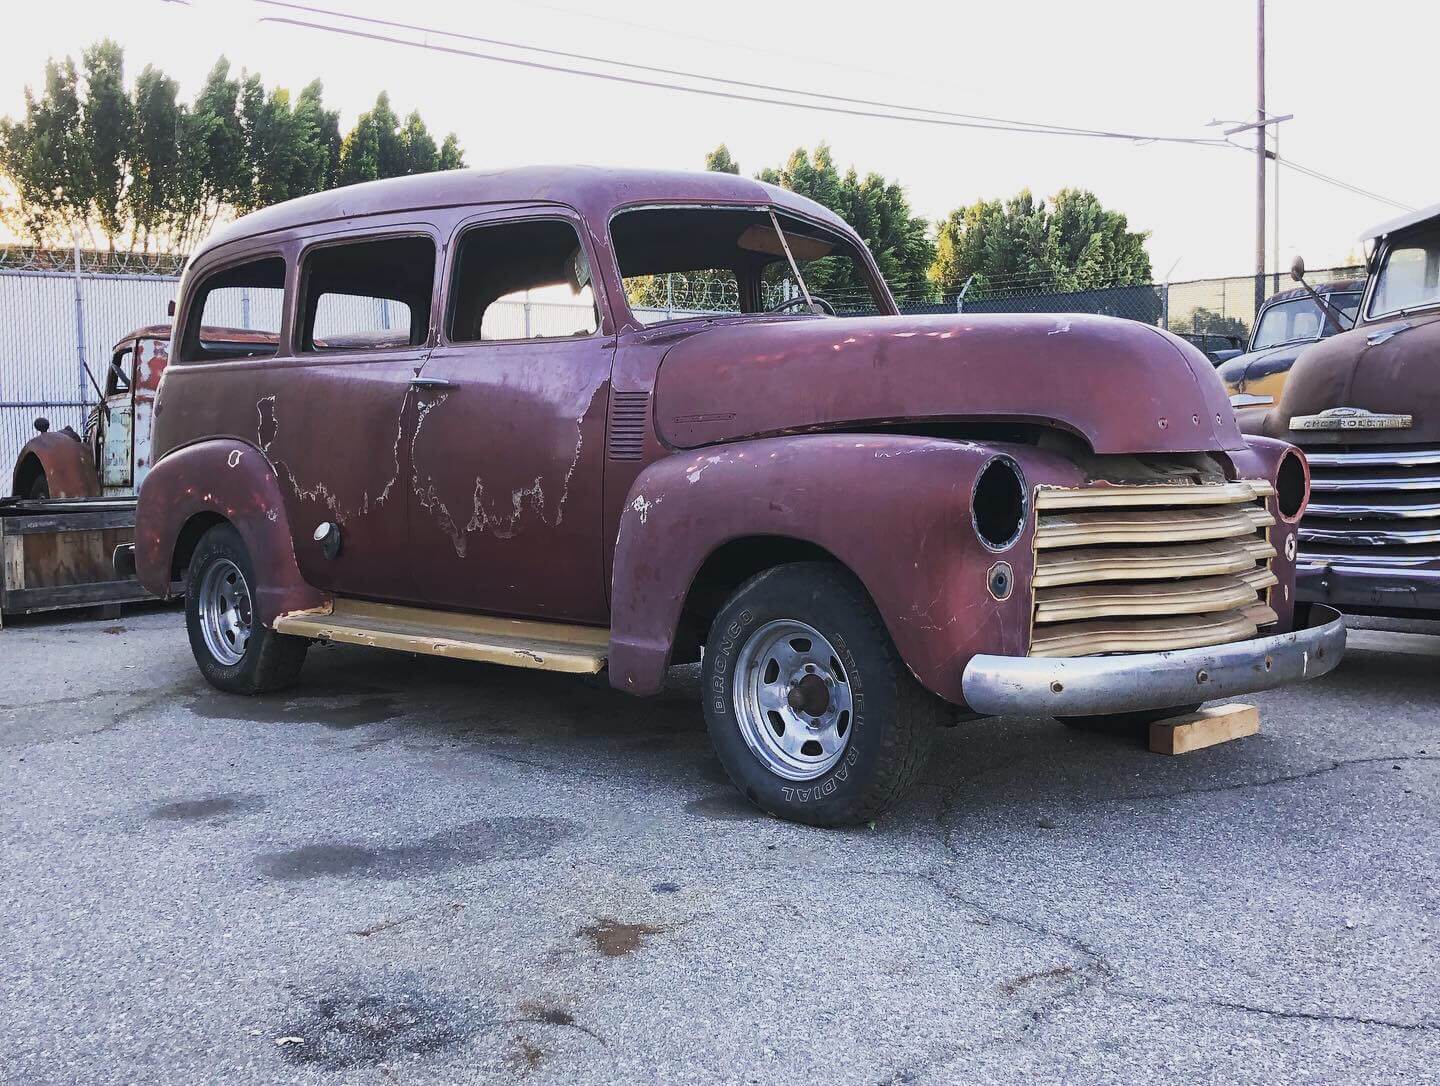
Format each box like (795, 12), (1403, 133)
(135, 439), (326, 626)
(608, 434), (1061, 704)
(12, 432), (99, 498)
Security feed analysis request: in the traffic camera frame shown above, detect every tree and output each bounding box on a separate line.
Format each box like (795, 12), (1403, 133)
(437, 133), (464, 171)
(0, 41), (467, 252)
(81, 40), (132, 247)
(0, 57), (92, 243)
(1173, 305), (1248, 341)
(755, 143), (934, 301)
(127, 65), (181, 250)
(704, 144), (739, 174)
(930, 187), (1152, 297)
(398, 111), (438, 175)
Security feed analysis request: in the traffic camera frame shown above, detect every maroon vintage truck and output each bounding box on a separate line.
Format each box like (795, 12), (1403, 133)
(1244, 202), (1440, 620)
(129, 166), (1345, 825)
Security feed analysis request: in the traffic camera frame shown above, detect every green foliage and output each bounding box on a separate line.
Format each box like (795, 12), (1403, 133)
(930, 187), (1153, 297)
(1173, 305), (1249, 341)
(755, 143), (935, 301)
(0, 42), (466, 252)
(704, 144), (739, 174)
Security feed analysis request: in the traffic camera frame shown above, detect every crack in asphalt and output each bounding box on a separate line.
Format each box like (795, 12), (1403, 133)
(1109, 988), (1440, 1032)
(1074, 752), (1440, 807)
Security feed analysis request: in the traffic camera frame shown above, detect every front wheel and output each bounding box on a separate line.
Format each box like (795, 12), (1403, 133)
(700, 563), (939, 827)
(185, 523), (308, 694)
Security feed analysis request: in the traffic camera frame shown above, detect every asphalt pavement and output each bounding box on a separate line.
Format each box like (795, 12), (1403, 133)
(3, 607), (1437, 1084)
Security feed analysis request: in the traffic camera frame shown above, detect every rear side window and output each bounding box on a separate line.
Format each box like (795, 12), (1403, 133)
(182, 256), (285, 361)
(448, 219), (599, 342)
(300, 235), (436, 352)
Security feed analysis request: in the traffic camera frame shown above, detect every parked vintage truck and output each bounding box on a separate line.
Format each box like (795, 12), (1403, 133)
(1218, 278), (1365, 427)
(1241, 202), (1440, 620)
(129, 166), (1345, 825)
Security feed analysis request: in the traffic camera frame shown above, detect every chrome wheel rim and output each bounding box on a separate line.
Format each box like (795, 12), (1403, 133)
(732, 619), (854, 781)
(198, 558), (253, 667)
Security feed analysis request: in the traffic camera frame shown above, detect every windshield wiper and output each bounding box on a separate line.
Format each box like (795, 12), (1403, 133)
(767, 208), (823, 315)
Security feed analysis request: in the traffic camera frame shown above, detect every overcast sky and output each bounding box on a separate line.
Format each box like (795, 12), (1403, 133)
(4, 0), (1432, 280)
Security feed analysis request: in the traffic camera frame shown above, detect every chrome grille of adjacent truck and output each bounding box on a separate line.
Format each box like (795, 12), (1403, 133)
(1029, 480), (1277, 658)
(1295, 444), (1440, 566)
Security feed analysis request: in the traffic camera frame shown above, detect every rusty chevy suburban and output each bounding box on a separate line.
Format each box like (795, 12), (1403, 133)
(130, 166), (1345, 825)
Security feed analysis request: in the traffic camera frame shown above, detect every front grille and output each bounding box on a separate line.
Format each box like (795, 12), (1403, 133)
(1029, 480), (1277, 658)
(1297, 444), (1440, 567)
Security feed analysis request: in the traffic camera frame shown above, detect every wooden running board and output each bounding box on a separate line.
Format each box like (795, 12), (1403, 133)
(273, 598), (610, 674)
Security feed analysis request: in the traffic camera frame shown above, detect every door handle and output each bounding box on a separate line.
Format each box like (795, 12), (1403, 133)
(409, 376), (455, 391)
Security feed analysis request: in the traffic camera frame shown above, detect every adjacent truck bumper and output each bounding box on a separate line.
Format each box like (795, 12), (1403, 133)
(1297, 559), (1440, 616)
(960, 605), (1345, 717)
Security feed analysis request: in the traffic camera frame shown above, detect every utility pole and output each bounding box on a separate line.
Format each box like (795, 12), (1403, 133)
(1255, 0), (1266, 311)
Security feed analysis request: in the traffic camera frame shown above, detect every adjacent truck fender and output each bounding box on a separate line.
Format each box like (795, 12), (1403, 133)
(608, 434), (1078, 705)
(134, 438), (326, 626)
(12, 431), (100, 498)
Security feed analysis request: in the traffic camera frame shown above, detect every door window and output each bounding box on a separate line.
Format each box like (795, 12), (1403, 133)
(300, 235), (436, 352)
(106, 346), (134, 396)
(448, 219), (599, 342)
(181, 256), (285, 361)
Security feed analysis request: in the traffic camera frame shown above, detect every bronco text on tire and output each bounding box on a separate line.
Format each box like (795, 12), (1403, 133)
(700, 563), (939, 827)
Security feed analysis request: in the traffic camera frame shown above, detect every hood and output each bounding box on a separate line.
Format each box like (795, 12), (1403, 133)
(654, 313), (1244, 455)
(1217, 340), (1315, 395)
(1257, 310), (1440, 445)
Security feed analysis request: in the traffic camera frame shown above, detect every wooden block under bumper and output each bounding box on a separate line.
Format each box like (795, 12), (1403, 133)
(1149, 703), (1260, 755)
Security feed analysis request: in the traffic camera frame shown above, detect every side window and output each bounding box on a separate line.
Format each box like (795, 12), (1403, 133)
(182, 256), (285, 361)
(300, 235), (435, 352)
(448, 219), (599, 342)
(106, 346), (133, 396)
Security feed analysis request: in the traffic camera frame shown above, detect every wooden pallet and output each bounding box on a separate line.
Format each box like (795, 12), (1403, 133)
(0, 497), (152, 626)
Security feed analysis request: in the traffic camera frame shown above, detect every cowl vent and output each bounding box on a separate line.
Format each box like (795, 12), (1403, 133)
(608, 391), (649, 461)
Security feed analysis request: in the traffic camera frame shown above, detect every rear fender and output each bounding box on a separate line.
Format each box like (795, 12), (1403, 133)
(608, 434), (1063, 704)
(135, 438), (326, 626)
(12, 432), (99, 498)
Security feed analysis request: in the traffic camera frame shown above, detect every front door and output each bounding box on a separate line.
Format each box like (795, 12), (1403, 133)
(100, 342), (135, 492)
(406, 211), (614, 624)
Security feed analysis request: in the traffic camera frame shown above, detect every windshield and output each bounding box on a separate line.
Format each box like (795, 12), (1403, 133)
(609, 205), (885, 326)
(1250, 292), (1360, 350)
(1369, 226), (1440, 318)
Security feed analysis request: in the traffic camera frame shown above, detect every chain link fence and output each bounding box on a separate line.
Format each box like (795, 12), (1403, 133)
(0, 245), (1368, 476)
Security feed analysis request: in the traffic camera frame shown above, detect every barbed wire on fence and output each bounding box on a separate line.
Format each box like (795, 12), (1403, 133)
(0, 245), (190, 278)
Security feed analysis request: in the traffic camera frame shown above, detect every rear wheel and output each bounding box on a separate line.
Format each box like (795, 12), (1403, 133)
(185, 523), (307, 694)
(700, 563), (938, 827)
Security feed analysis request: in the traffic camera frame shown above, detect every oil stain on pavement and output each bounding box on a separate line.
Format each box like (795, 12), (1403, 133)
(148, 792), (265, 822)
(256, 816), (580, 880)
(275, 982), (470, 1071)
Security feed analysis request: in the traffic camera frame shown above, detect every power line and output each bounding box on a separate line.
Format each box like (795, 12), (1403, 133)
(1277, 157), (1414, 212)
(247, 3), (1417, 220)
(252, 4), (1230, 146)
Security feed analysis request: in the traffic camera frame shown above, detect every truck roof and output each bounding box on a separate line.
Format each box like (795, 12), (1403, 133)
(1262, 278), (1366, 307)
(194, 166), (850, 259)
(1360, 201), (1440, 241)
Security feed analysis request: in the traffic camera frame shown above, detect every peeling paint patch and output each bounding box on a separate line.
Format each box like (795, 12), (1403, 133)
(630, 494), (660, 524)
(1048, 320), (1072, 336)
(227, 449), (242, 468)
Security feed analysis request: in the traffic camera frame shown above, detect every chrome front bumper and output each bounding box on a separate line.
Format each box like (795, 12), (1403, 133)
(960, 606), (1346, 716)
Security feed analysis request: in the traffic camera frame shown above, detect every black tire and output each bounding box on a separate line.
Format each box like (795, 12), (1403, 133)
(700, 562), (939, 827)
(1057, 703), (1203, 732)
(26, 471), (49, 500)
(184, 522), (308, 694)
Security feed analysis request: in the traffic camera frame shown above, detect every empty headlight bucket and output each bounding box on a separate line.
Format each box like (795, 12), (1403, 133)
(972, 455), (1027, 551)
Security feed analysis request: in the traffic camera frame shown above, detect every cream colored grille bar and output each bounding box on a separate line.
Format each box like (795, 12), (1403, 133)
(1035, 480), (1273, 510)
(1029, 609), (1259, 658)
(1035, 505), (1274, 549)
